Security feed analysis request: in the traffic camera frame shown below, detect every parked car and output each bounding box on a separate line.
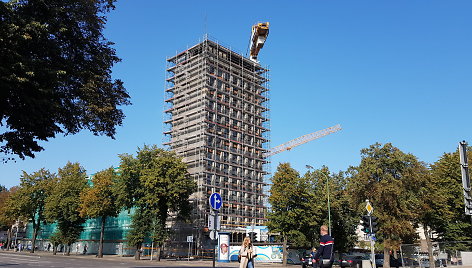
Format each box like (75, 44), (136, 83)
(375, 254), (402, 268)
(340, 255), (367, 268)
(301, 254), (314, 268)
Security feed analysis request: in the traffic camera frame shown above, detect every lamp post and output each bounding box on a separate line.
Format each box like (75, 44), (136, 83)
(306, 165), (331, 236)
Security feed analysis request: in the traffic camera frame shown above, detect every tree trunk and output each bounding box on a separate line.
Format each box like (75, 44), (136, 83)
(66, 244), (71, 256)
(98, 216), (106, 258)
(156, 242), (161, 261)
(5, 228), (11, 251)
(424, 225), (435, 268)
(31, 217), (41, 253)
(282, 235), (288, 266)
(53, 244), (57, 255)
(135, 244), (141, 260)
(384, 246), (391, 268)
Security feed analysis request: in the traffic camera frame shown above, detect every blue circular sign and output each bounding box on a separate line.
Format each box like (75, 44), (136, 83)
(209, 193), (222, 210)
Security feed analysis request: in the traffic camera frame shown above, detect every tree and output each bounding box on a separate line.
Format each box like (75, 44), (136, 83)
(118, 145), (196, 260)
(0, 185), (18, 250)
(44, 162), (88, 255)
(78, 167), (120, 258)
(267, 163), (321, 265)
(5, 169), (54, 253)
(0, 0), (130, 160)
(347, 143), (429, 268)
(428, 150), (472, 253)
(304, 167), (358, 253)
(126, 207), (151, 260)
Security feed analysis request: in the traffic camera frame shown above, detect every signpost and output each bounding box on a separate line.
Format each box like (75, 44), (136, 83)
(187, 235), (193, 261)
(209, 193), (222, 268)
(366, 200), (376, 268)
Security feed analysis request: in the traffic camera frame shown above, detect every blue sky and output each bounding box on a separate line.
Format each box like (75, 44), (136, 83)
(2, 1), (472, 188)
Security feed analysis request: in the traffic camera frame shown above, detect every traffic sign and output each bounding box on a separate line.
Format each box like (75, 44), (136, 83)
(208, 214), (221, 230)
(187, 235), (193, 243)
(209, 193), (222, 210)
(366, 200), (373, 215)
(210, 230), (218, 240)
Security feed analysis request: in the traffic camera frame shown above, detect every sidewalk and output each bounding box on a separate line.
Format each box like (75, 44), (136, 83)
(3, 251), (472, 268)
(0, 250), (289, 267)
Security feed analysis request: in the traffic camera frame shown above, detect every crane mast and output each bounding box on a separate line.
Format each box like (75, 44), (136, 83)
(264, 124), (342, 157)
(249, 22), (269, 62)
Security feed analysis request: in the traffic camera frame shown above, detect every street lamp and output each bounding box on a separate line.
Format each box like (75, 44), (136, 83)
(306, 165), (331, 236)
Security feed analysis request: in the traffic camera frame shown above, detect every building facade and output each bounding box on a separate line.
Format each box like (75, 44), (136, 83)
(164, 37), (270, 236)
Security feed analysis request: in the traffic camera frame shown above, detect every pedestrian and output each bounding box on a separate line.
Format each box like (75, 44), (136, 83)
(313, 225), (334, 268)
(311, 247), (319, 268)
(47, 243), (51, 252)
(239, 236), (255, 268)
(83, 244), (87, 255)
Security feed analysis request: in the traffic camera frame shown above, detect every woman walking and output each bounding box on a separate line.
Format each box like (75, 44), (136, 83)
(239, 237), (255, 268)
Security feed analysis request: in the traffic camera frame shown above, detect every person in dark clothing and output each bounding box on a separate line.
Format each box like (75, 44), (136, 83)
(311, 247), (319, 268)
(313, 225), (334, 268)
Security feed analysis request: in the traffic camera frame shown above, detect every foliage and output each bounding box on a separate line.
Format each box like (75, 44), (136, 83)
(126, 207), (150, 249)
(78, 167), (121, 257)
(44, 162), (88, 253)
(119, 145), (196, 258)
(347, 143), (428, 251)
(304, 167), (358, 252)
(428, 149), (472, 252)
(0, 0), (130, 160)
(6, 168), (55, 252)
(0, 186), (17, 230)
(79, 167), (120, 219)
(267, 163), (321, 248)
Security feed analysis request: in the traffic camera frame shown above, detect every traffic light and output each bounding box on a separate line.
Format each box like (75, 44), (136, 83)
(361, 215), (371, 234)
(370, 216), (379, 233)
(248, 231), (257, 242)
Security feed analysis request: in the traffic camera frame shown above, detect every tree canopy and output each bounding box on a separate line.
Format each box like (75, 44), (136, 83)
(429, 150), (472, 252)
(0, 0), (130, 160)
(347, 143), (430, 267)
(267, 162), (320, 265)
(6, 168), (55, 252)
(79, 167), (121, 258)
(44, 162), (88, 255)
(118, 145), (196, 260)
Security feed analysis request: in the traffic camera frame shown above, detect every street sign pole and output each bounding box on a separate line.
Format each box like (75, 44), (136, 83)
(209, 193), (222, 268)
(366, 200), (376, 268)
(212, 209), (217, 268)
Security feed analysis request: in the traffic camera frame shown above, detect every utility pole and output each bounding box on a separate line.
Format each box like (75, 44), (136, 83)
(459, 141), (472, 217)
(306, 165), (331, 236)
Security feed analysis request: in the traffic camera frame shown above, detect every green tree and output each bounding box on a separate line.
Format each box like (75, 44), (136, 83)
(126, 207), (152, 260)
(45, 162), (88, 255)
(267, 163), (321, 265)
(428, 150), (472, 253)
(0, 185), (18, 250)
(305, 167), (358, 253)
(0, 0), (130, 160)
(78, 167), (120, 258)
(118, 145), (196, 260)
(5, 169), (54, 253)
(347, 143), (428, 268)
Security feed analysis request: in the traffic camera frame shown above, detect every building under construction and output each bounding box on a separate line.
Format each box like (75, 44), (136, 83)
(164, 36), (270, 242)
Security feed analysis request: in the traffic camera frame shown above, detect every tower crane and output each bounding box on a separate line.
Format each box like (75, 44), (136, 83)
(264, 124), (342, 158)
(249, 22), (269, 62)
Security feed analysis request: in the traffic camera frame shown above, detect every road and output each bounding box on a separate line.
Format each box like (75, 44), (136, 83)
(0, 251), (245, 268)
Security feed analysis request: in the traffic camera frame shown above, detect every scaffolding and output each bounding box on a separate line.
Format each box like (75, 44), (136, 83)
(164, 36), (270, 246)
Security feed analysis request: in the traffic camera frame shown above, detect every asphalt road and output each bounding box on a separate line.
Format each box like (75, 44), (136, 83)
(0, 252), (240, 268)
